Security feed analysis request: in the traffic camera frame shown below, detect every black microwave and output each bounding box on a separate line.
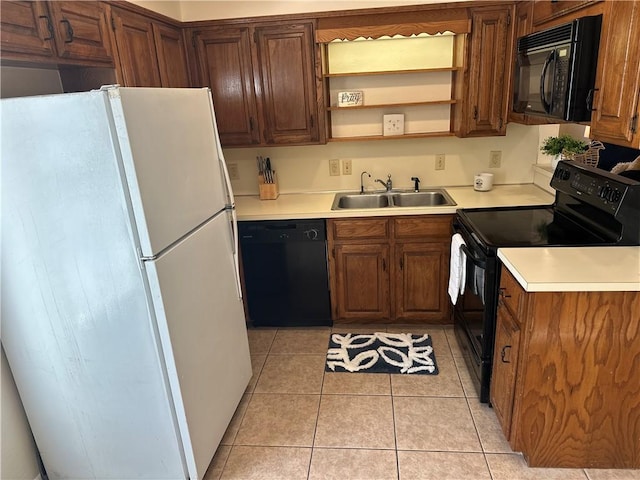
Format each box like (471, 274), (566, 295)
(513, 15), (602, 122)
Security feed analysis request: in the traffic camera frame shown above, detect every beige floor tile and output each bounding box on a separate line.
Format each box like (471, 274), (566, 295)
(204, 445), (231, 480)
(394, 396), (481, 452)
(586, 470), (640, 480)
(247, 328), (277, 355)
(332, 324), (388, 334)
(453, 355), (480, 399)
(390, 353), (464, 397)
(309, 448), (398, 480)
(397, 451), (491, 480)
(221, 446), (311, 480)
(468, 400), (512, 453)
(220, 394), (251, 446)
(322, 372), (391, 395)
(314, 395), (395, 449)
(254, 354), (325, 394)
(246, 355), (267, 393)
(486, 453), (589, 480)
(270, 327), (331, 354)
(234, 393), (320, 447)
(443, 325), (465, 358)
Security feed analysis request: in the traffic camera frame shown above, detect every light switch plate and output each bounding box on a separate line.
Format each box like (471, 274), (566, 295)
(383, 114), (404, 136)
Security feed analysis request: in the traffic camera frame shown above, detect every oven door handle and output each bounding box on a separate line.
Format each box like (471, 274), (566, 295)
(460, 244), (487, 269)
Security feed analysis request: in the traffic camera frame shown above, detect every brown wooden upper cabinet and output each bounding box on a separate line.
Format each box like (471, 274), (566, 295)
(110, 7), (189, 88)
(458, 6), (513, 137)
(191, 21), (323, 147)
(1, 1), (113, 66)
(590, 0), (640, 149)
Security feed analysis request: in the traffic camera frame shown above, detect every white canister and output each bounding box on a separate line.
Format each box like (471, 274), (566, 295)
(474, 173), (494, 191)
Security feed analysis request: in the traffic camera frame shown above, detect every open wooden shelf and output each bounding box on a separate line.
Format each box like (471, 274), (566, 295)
(324, 67), (460, 78)
(328, 131), (455, 142)
(327, 99), (456, 110)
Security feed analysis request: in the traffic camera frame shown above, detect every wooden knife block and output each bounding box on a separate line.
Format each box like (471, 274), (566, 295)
(258, 173), (279, 200)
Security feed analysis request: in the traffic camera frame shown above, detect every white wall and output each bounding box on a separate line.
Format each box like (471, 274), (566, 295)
(0, 66), (61, 480)
(1, 349), (41, 480)
(225, 122), (542, 195)
(128, 0), (467, 22)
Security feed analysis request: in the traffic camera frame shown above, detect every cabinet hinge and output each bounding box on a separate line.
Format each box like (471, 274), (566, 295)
(110, 15), (116, 31)
(631, 114), (638, 134)
(498, 117), (503, 130)
(253, 30), (258, 43)
(192, 33), (196, 48)
(507, 10), (511, 27)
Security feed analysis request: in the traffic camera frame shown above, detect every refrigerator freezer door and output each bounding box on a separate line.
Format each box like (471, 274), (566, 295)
(145, 212), (252, 479)
(107, 87), (228, 257)
(1, 91), (186, 478)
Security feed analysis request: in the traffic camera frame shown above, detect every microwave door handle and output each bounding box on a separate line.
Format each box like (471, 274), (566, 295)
(540, 51), (555, 114)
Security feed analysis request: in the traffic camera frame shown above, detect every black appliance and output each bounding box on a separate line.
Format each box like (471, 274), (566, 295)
(513, 15), (602, 121)
(452, 160), (640, 403)
(239, 219), (332, 327)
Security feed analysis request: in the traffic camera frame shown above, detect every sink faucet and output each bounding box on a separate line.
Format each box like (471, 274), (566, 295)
(360, 171), (371, 194)
(375, 174), (393, 192)
(411, 176), (421, 192)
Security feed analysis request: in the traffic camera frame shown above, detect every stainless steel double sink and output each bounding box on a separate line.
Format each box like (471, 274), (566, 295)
(331, 189), (456, 210)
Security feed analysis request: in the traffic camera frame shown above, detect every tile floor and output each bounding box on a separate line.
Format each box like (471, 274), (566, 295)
(204, 325), (640, 480)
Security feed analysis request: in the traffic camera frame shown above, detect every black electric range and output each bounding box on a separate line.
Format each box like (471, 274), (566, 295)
(452, 160), (640, 402)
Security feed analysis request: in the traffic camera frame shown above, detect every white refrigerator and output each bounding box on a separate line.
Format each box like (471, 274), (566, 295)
(1, 86), (252, 479)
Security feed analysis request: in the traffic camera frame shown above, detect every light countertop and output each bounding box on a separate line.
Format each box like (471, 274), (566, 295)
(234, 184), (554, 221)
(498, 247), (640, 292)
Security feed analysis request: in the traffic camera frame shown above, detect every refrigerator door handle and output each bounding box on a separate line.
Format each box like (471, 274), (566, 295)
(228, 207), (243, 299)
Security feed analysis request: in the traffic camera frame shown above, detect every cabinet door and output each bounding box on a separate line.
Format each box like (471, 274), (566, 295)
(152, 23), (190, 88)
(508, 1), (533, 124)
(463, 7), (511, 136)
(490, 301), (521, 441)
(193, 27), (260, 146)
(0, 1), (56, 60)
(590, 0), (640, 149)
(394, 242), (450, 323)
(333, 244), (390, 321)
(47, 1), (112, 64)
(254, 22), (321, 144)
(111, 8), (161, 87)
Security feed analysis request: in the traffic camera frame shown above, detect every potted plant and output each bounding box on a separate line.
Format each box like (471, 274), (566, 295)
(540, 134), (588, 167)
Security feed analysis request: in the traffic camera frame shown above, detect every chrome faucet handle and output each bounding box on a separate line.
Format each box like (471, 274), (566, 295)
(360, 171), (371, 194)
(386, 174), (393, 191)
(411, 176), (421, 192)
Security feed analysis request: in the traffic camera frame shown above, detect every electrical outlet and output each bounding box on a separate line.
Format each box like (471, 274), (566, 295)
(489, 150), (502, 168)
(227, 163), (240, 180)
(342, 159), (352, 175)
(435, 154), (446, 170)
(329, 159), (340, 176)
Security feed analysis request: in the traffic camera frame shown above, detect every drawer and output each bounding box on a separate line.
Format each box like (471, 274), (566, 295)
(394, 215), (453, 240)
(330, 218), (390, 241)
(499, 267), (526, 320)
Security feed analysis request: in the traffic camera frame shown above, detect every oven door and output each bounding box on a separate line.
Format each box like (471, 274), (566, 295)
(452, 219), (498, 403)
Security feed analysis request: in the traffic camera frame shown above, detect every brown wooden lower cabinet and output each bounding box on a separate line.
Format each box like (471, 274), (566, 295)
(328, 215), (452, 324)
(491, 266), (640, 469)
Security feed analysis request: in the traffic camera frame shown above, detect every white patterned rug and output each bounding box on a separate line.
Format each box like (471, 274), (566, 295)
(325, 332), (439, 375)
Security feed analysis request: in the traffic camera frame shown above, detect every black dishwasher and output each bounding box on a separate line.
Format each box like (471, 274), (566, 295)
(239, 220), (332, 327)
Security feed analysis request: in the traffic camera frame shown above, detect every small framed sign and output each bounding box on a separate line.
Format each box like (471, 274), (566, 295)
(337, 91), (363, 107)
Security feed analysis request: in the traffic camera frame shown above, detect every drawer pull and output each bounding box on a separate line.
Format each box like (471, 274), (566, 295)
(500, 345), (512, 363)
(499, 287), (511, 299)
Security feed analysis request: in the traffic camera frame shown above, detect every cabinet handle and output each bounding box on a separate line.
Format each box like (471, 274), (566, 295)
(382, 258), (386, 271)
(399, 258), (403, 270)
(586, 88), (599, 112)
(61, 19), (74, 43)
(500, 345), (512, 363)
(473, 106), (478, 120)
(39, 15), (54, 40)
(249, 117), (254, 131)
(499, 287), (511, 299)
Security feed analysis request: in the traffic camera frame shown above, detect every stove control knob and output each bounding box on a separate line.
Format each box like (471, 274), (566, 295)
(612, 190), (622, 202)
(562, 169), (570, 181)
